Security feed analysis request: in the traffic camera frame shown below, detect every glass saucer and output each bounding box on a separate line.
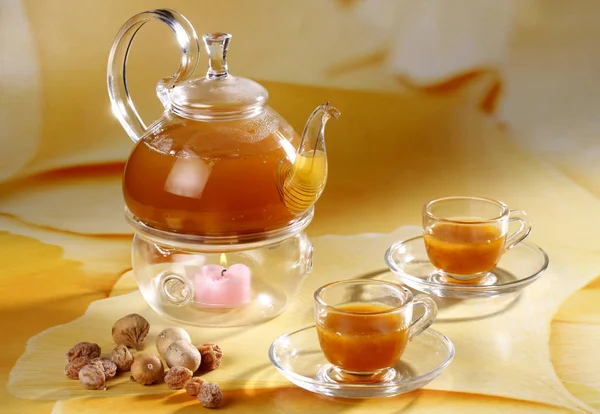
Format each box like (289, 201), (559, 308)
(385, 236), (549, 299)
(268, 326), (454, 398)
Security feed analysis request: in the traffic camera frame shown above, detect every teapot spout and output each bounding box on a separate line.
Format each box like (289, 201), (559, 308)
(277, 102), (340, 214)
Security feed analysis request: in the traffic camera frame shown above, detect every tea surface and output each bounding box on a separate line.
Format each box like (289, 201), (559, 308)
(316, 302), (409, 373)
(424, 221), (506, 275)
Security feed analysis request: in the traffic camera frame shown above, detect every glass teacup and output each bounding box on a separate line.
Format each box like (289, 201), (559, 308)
(314, 280), (437, 383)
(423, 196), (531, 284)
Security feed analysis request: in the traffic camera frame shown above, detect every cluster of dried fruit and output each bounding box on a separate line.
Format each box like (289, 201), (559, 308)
(64, 342), (129, 390)
(63, 314), (224, 409)
(157, 327), (223, 408)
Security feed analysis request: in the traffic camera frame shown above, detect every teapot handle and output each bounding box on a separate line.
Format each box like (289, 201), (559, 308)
(107, 9), (200, 143)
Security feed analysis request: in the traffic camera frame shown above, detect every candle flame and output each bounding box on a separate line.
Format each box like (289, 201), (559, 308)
(219, 253), (227, 267)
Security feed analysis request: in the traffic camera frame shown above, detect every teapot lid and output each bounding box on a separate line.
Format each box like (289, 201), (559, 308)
(168, 33), (268, 120)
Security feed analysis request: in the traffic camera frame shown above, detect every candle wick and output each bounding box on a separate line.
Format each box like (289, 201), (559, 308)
(221, 269), (227, 277)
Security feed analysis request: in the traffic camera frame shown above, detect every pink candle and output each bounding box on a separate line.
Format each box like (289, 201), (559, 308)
(194, 257), (251, 308)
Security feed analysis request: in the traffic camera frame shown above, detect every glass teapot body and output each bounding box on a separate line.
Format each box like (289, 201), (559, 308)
(124, 107), (301, 236)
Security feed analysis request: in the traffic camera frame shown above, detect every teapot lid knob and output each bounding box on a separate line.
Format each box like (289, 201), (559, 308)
(168, 31), (269, 120)
(203, 33), (231, 80)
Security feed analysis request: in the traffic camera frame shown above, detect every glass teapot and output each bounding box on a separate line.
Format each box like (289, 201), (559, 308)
(107, 9), (339, 327)
(108, 9), (339, 238)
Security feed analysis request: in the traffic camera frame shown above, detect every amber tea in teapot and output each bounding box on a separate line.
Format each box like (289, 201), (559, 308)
(124, 112), (297, 236)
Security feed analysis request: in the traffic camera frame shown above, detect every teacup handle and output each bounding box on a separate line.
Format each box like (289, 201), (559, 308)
(409, 294), (438, 340)
(504, 210), (531, 252)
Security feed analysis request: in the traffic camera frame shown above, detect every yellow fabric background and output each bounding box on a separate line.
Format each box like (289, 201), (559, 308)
(1, 0), (599, 413)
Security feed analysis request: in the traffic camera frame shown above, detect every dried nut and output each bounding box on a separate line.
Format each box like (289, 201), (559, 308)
(164, 366), (193, 389)
(184, 377), (206, 397)
(64, 356), (91, 380)
(91, 357), (118, 379)
(156, 327), (192, 359)
(112, 314), (150, 350)
(198, 343), (223, 371)
(111, 344), (134, 372)
(79, 364), (106, 390)
(130, 353), (164, 385)
(165, 340), (201, 371)
(66, 342), (101, 362)
(198, 382), (223, 409)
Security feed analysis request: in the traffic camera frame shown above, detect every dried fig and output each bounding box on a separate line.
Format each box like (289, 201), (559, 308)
(112, 313), (149, 350)
(79, 364), (106, 390)
(198, 382), (223, 408)
(198, 343), (223, 371)
(185, 377), (206, 397)
(164, 366), (193, 389)
(91, 357), (117, 379)
(111, 344), (134, 371)
(64, 356), (91, 380)
(66, 342), (101, 362)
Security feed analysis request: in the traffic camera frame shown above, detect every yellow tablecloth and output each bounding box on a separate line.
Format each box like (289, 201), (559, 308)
(2, 1), (600, 413)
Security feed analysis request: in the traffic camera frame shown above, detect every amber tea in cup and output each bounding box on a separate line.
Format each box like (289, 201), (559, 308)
(314, 280), (437, 383)
(423, 196), (531, 283)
